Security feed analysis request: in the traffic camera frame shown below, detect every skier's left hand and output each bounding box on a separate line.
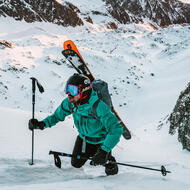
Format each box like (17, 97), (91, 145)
(90, 148), (109, 166)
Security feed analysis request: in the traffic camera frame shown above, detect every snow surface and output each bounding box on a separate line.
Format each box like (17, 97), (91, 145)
(0, 11), (190, 190)
(179, 0), (190, 4)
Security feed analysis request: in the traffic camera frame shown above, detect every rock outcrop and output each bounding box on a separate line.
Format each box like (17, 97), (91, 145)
(0, 0), (83, 27)
(104, 0), (190, 27)
(169, 83), (190, 151)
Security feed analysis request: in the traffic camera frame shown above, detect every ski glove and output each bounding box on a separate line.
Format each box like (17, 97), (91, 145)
(28, 119), (45, 131)
(90, 148), (109, 166)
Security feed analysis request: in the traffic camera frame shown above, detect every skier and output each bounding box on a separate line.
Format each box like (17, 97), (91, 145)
(28, 73), (123, 175)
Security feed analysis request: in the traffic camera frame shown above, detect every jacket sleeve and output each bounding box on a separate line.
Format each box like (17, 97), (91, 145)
(42, 98), (71, 128)
(96, 100), (123, 152)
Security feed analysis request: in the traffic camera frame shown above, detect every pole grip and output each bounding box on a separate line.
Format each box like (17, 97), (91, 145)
(31, 78), (36, 93)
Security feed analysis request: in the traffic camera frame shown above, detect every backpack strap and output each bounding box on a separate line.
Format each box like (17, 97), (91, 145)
(61, 103), (72, 114)
(91, 99), (101, 120)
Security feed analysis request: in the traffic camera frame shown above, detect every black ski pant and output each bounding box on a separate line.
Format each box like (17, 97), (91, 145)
(71, 135), (112, 168)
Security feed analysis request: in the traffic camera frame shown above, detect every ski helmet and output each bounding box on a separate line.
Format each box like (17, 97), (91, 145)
(65, 73), (91, 96)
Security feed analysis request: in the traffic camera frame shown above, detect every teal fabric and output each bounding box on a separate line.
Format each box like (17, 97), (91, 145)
(43, 90), (123, 152)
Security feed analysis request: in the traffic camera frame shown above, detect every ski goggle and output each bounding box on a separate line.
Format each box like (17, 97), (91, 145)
(65, 84), (80, 96)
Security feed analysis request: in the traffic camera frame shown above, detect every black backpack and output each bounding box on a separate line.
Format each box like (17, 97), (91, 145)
(91, 79), (113, 119)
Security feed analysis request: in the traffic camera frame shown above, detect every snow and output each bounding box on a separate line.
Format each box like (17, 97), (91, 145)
(1, 10), (190, 190)
(65, 0), (106, 13)
(179, 0), (190, 4)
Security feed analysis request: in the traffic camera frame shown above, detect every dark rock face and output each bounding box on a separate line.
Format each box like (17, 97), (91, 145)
(0, 40), (13, 49)
(169, 83), (190, 151)
(104, 0), (190, 27)
(0, 0), (83, 27)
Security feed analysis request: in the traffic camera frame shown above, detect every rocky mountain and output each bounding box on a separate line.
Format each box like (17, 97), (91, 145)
(0, 0), (83, 27)
(105, 0), (190, 27)
(169, 83), (190, 151)
(0, 0), (190, 27)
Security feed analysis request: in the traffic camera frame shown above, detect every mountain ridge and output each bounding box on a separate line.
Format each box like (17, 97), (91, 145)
(0, 0), (190, 27)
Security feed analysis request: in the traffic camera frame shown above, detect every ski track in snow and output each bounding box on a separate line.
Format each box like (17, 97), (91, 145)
(0, 14), (190, 190)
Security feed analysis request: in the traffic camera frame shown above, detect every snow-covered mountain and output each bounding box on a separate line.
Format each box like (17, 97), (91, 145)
(0, 0), (190, 27)
(0, 1), (190, 190)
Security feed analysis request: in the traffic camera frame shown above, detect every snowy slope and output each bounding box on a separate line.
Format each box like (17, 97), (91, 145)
(180, 0), (190, 3)
(0, 14), (190, 190)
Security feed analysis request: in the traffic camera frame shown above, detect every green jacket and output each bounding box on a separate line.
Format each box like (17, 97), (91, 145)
(43, 90), (123, 152)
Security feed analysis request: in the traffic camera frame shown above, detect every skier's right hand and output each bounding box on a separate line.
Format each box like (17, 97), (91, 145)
(90, 148), (109, 166)
(28, 119), (45, 131)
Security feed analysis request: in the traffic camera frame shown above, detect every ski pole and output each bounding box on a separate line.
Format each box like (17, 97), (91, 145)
(49, 151), (171, 176)
(114, 162), (171, 176)
(29, 77), (44, 165)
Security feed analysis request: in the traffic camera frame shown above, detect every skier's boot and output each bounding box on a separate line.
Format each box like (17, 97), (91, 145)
(105, 156), (118, 176)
